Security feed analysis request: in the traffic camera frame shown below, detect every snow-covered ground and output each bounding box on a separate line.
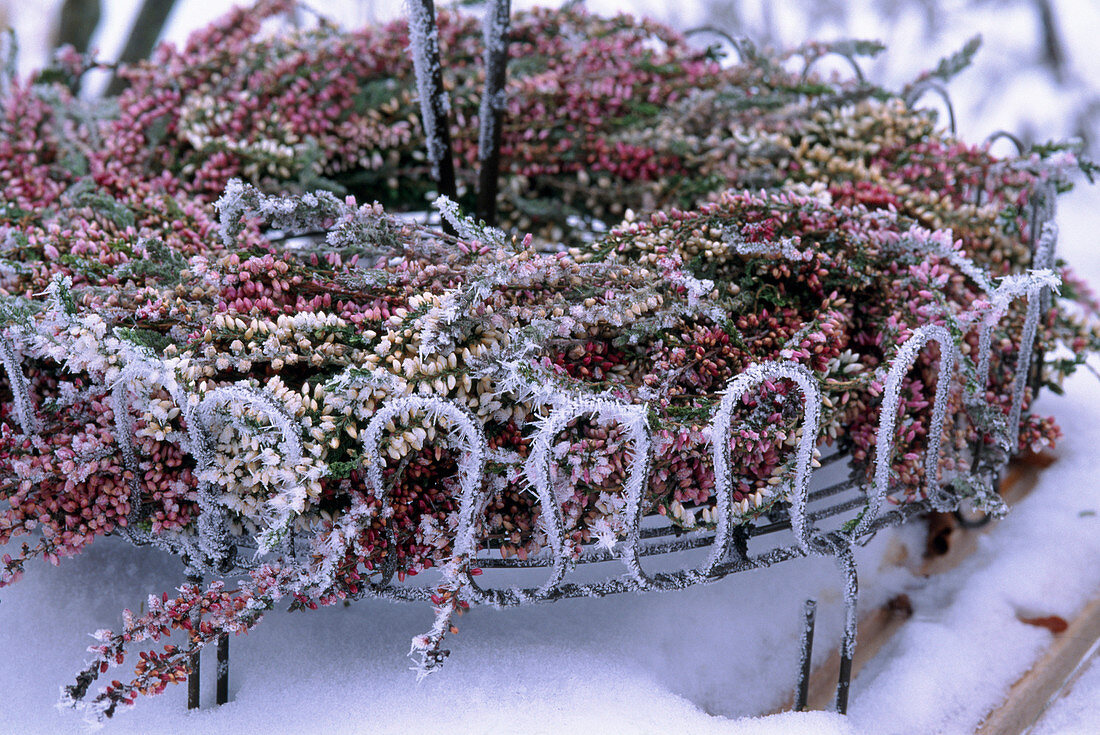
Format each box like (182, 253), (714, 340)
(1, 1), (1099, 733)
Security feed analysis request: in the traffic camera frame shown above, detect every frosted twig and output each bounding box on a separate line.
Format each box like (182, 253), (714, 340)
(214, 178), (344, 247)
(0, 331), (41, 435)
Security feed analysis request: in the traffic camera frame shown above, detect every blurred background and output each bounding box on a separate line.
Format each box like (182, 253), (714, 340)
(1, 0), (1098, 154)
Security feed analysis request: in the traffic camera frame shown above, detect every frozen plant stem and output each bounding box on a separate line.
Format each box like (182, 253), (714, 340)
(476, 0), (511, 226)
(406, 0), (458, 232)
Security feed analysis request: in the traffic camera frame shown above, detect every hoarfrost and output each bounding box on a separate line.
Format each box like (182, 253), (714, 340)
(973, 267), (1061, 414)
(853, 325), (959, 537)
(722, 227), (812, 261)
(357, 395), (486, 679)
(710, 363), (821, 558)
(893, 225), (995, 293)
(195, 385), (305, 558)
(215, 179), (343, 246)
(477, 0), (511, 159)
(434, 195), (507, 246)
(406, 0), (450, 181)
(0, 332), (40, 435)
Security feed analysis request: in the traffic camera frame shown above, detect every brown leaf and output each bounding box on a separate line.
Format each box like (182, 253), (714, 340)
(887, 593), (913, 617)
(1014, 449), (1058, 469)
(924, 512), (956, 558)
(1018, 614), (1069, 633)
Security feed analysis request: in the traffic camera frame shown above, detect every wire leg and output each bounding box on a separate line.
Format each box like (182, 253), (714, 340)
(796, 598), (817, 711)
(834, 545), (859, 714)
(216, 634), (229, 705)
(187, 573), (202, 710)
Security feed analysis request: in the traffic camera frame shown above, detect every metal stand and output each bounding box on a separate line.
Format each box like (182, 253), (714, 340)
(216, 634), (229, 706)
(186, 573), (202, 711)
(795, 599), (817, 711)
(834, 544), (859, 715)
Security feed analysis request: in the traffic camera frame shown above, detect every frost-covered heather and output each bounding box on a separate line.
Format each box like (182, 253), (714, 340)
(0, 0), (1097, 723)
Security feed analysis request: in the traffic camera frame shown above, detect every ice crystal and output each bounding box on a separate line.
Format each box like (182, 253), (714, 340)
(215, 179), (343, 246)
(434, 195), (506, 246)
(854, 325), (960, 536)
(710, 362), (821, 558)
(895, 226), (994, 294)
(196, 385), (305, 554)
(477, 0), (511, 160)
(0, 332), (40, 435)
(406, 0), (450, 180)
(721, 227), (812, 261)
(974, 268), (1061, 392)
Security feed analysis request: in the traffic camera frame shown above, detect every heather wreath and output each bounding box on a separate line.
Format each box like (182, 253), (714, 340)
(0, 0), (1095, 722)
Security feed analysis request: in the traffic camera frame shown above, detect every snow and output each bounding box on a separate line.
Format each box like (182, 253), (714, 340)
(1031, 650), (1100, 735)
(845, 378), (1100, 734)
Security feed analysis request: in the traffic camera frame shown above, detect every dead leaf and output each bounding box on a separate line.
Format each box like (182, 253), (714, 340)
(925, 512), (956, 558)
(1017, 614), (1068, 633)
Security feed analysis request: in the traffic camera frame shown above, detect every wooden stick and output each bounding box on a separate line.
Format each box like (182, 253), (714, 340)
(976, 594), (1100, 734)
